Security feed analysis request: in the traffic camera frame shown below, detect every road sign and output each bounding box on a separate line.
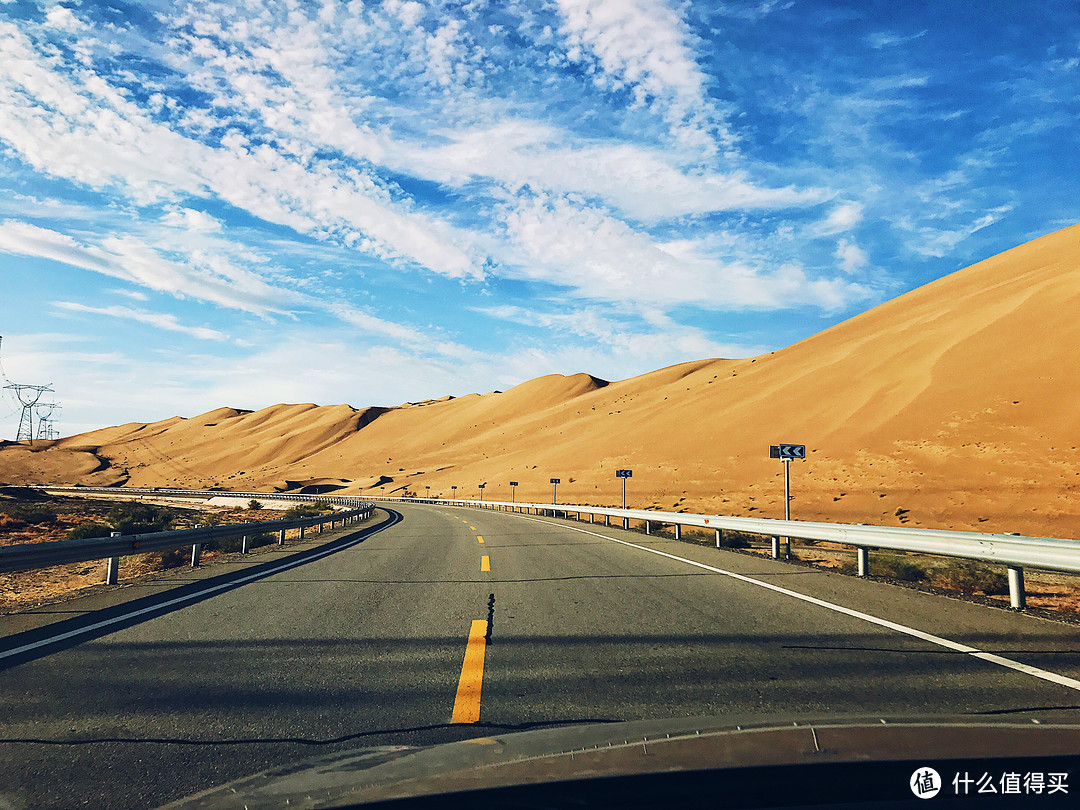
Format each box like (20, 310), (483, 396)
(615, 469), (632, 478)
(770, 444), (806, 460)
(509, 481), (518, 486)
(478, 483), (486, 488)
(550, 478), (560, 484)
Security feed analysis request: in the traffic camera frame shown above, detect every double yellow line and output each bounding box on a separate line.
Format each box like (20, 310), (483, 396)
(452, 531), (492, 724)
(451, 619), (488, 723)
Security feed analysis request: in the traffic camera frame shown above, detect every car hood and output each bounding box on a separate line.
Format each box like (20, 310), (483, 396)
(158, 714), (1080, 809)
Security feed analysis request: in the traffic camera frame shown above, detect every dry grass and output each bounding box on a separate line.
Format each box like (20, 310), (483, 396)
(634, 524), (1080, 620)
(0, 495), (298, 612)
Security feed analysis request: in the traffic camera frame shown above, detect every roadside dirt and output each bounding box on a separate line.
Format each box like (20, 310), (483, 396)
(657, 526), (1080, 622)
(0, 491), (315, 612)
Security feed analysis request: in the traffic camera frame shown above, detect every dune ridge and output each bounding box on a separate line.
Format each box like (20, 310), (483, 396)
(3, 225), (1079, 538)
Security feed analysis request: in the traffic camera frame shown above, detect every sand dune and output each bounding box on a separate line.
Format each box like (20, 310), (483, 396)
(3, 225), (1079, 538)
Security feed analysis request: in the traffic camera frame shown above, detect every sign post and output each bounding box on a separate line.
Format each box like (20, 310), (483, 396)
(615, 469), (632, 529)
(510, 481), (518, 503)
(769, 444), (806, 559)
(478, 483), (486, 502)
(451, 485), (457, 501)
(550, 478), (560, 505)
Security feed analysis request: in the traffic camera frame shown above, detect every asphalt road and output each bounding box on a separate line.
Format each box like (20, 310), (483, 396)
(3, 502), (1080, 809)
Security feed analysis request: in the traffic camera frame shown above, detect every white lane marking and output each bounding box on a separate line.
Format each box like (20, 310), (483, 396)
(513, 515), (1080, 693)
(1, 513), (399, 662)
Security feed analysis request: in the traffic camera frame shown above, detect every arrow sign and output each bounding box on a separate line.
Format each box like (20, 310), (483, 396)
(550, 478), (561, 484)
(615, 469), (632, 478)
(509, 481), (518, 486)
(770, 444), (806, 460)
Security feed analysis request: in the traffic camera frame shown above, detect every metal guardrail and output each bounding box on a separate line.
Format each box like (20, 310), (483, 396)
(30, 485), (362, 505)
(379, 496), (1080, 610)
(2, 487), (376, 578)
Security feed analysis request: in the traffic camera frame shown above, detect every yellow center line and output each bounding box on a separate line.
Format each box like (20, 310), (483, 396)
(477, 535), (484, 543)
(451, 619), (488, 724)
(481, 554), (490, 571)
(469, 525), (477, 530)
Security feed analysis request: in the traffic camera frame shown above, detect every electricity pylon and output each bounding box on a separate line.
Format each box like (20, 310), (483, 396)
(1, 335), (58, 444)
(35, 402), (61, 441)
(5, 384), (53, 443)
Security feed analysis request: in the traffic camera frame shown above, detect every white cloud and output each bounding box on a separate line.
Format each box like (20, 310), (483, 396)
(475, 303), (768, 361)
(0, 219), (298, 315)
(53, 302), (229, 341)
(43, 6), (85, 33)
(386, 0), (425, 28)
(388, 120), (823, 222)
(499, 194), (868, 311)
(161, 206), (223, 233)
(821, 202), (863, 234)
(834, 239), (868, 273)
(554, 0), (705, 106)
(900, 207), (1013, 258)
(109, 288), (149, 301)
(867, 30), (927, 49)
(0, 21), (479, 279)
(551, 0), (724, 149)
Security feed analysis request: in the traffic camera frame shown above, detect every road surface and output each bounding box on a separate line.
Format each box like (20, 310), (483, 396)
(3, 502), (1080, 808)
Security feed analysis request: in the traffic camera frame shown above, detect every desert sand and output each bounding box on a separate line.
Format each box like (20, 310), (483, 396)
(2, 224), (1079, 539)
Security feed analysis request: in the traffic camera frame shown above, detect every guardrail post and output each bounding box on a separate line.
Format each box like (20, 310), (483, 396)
(674, 524), (681, 540)
(715, 529), (722, 548)
(771, 536), (780, 559)
(191, 525), (202, 568)
(299, 525), (306, 539)
(622, 517), (629, 530)
(857, 547), (869, 577)
(1008, 566), (1026, 610)
(645, 520), (651, 535)
(241, 534), (250, 554)
(604, 514), (610, 526)
(278, 528), (286, 546)
(106, 532), (121, 585)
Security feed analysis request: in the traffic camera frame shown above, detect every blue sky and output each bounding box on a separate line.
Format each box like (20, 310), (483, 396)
(0, 0), (1077, 437)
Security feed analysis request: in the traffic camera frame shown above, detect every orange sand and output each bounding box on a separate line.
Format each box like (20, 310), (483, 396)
(3, 224), (1080, 539)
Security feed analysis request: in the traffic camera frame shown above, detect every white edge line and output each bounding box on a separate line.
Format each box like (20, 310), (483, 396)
(1, 512), (399, 662)
(510, 513), (1080, 694)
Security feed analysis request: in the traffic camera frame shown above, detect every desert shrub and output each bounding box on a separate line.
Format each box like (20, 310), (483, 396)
(0, 512), (26, 530)
(284, 504), (330, 518)
(247, 499), (263, 511)
(205, 531), (275, 554)
(247, 532), (275, 549)
(65, 522), (113, 541)
(935, 561), (1009, 596)
(107, 503), (172, 535)
(206, 535), (242, 553)
(876, 556), (929, 583)
(718, 530), (754, 549)
(3, 502), (57, 525)
(158, 548), (188, 568)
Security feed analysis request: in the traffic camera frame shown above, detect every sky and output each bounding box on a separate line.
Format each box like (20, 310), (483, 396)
(0, 0), (1077, 438)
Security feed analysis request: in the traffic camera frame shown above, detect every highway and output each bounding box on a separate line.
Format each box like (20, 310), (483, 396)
(3, 502), (1080, 809)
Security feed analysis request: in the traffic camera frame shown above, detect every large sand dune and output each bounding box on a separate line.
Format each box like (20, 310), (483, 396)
(3, 225), (1079, 538)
